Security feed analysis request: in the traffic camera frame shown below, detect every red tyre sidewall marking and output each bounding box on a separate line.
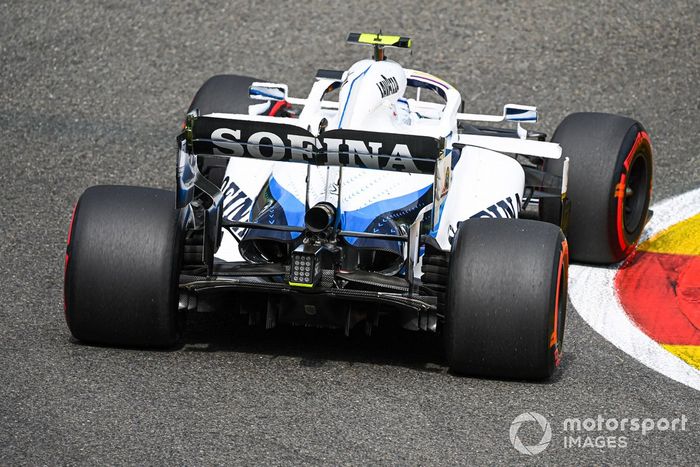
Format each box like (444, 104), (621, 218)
(63, 203), (77, 314)
(615, 131), (652, 255)
(551, 239), (569, 367)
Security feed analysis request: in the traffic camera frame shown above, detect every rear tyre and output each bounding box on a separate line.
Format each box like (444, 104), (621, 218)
(188, 74), (264, 187)
(64, 186), (184, 347)
(445, 219), (568, 380)
(541, 112), (653, 264)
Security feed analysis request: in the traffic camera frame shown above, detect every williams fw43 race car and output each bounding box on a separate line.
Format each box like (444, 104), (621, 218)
(64, 33), (653, 380)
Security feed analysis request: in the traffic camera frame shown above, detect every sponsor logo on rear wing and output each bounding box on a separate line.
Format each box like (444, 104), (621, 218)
(184, 114), (444, 175)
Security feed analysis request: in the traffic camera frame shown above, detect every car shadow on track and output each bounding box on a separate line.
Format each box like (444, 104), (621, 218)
(181, 310), (448, 374)
(180, 310), (570, 383)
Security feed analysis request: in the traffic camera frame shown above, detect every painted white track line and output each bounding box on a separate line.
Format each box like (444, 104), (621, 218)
(569, 187), (700, 391)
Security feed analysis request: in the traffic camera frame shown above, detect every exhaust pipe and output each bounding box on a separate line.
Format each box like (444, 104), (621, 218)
(305, 202), (336, 233)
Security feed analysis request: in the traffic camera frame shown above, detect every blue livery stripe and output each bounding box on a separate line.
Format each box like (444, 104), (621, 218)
(338, 65), (372, 129)
(268, 176), (305, 239)
(341, 185), (431, 244)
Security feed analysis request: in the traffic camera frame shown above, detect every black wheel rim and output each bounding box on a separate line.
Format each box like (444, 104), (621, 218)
(623, 151), (649, 234)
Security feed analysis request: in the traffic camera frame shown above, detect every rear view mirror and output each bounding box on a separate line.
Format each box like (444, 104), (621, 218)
(503, 104), (537, 123)
(249, 82), (288, 101)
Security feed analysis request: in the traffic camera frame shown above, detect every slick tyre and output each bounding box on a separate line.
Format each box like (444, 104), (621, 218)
(444, 219), (568, 380)
(541, 112), (653, 264)
(188, 74), (264, 187)
(64, 186), (184, 347)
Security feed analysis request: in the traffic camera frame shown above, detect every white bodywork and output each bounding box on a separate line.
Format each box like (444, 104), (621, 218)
(210, 56), (563, 278)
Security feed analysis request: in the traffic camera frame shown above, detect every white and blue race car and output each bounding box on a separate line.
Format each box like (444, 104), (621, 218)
(64, 33), (653, 379)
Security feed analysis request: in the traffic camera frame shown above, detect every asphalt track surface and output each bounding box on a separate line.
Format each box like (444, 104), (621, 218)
(1, 1), (699, 465)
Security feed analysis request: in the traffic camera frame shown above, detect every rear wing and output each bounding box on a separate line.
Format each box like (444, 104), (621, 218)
(178, 112), (448, 275)
(183, 112), (444, 175)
